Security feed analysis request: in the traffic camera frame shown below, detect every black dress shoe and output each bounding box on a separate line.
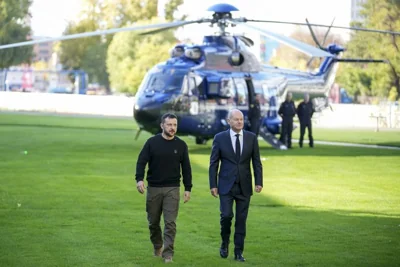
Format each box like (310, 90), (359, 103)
(219, 247), (228, 258)
(234, 254), (246, 262)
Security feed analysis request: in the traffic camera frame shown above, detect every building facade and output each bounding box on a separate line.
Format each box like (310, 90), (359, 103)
(32, 38), (53, 62)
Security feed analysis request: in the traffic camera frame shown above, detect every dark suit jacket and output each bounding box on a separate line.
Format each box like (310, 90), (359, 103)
(209, 129), (263, 197)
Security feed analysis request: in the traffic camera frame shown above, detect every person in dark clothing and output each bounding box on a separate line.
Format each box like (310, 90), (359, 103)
(278, 92), (296, 148)
(135, 113), (192, 263)
(297, 93), (315, 148)
(209, 109), (263, 262)
(248, 94), (261, 136)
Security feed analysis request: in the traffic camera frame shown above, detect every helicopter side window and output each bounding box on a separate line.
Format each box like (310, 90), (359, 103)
(189, 77), (197, 96)
(182, 76), (198, 96)
(207, 78), (234, 98)
(262, 84), (269, 99)
(252, 80), (266, 105)
(236, 82), (247, 106)
(253, 80), (263, 95)
(208, 82), (219, 95)
(220, 78), (233, 98)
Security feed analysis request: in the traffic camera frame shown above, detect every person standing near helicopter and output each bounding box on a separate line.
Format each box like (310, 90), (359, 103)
(278, 92), (296, 148)
(297, 93), (315, 148)
(248, 94), (261, 136)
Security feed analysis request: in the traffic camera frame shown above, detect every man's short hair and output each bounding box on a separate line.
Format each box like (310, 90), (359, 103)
(161, 113), (177, 123)
(227, 109), (243, 120)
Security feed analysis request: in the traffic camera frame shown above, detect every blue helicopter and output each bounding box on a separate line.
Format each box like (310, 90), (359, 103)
(1, 3), (397, 148)
(132, 3), (392, 148)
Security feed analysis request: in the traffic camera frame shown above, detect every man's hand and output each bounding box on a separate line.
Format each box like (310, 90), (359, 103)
(136, 181), (145, 194)
(255, 185), (263, 193)
(210, 188), (218, 198)
(184, 191), (191, 203)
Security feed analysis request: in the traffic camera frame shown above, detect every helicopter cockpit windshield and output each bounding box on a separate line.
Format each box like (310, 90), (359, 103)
(138, 68), (187, 94)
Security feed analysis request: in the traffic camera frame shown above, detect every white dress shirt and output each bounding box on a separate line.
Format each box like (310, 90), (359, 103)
(230, 129), (243, 155)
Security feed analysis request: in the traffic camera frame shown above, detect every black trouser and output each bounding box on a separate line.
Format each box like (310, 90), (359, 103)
(219, 183), (250, 255)
(280, 119), (293, 148)
(299, 121), (313, 147)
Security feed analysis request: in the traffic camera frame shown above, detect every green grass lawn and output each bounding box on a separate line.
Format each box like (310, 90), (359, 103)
(1, 112), (399, 267)
(310, 128), (400, 147)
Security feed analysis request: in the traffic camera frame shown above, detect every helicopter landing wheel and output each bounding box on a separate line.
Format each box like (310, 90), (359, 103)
(195, 137), (208, 145)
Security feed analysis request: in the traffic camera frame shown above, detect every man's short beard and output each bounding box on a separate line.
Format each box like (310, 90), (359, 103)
(163, 130), (174, 137)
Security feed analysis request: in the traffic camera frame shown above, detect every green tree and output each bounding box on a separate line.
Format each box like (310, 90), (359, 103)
(103, 0), (185, 93)
(0, 0), (33, 68)
(60, 0), (184, 91)
(102, 0), (184, 27)
(336, 0), (400, 100)
(107, 19), (177, 94)
(59, 0), (110, 88)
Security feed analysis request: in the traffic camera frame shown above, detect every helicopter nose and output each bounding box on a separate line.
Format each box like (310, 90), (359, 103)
(133, 103), (160, 125)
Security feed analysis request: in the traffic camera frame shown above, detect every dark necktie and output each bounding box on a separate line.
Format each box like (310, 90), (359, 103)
(235, 134), (241, 162)
(235, 134), (241, 184)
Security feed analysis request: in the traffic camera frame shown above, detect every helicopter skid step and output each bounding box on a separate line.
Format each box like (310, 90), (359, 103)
(259, 127), (288, 150)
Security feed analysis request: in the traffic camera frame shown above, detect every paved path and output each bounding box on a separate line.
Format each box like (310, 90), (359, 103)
(292, 139), (400, 150)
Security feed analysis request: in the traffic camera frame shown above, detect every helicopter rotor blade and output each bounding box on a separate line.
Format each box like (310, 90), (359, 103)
(230, 19), (333, 58)
(139, 19), (209, 35)
(306, 17), (336, 69)
(305, 18), (324, 50)
(305, 17), (333, 69)
(322, 17), (336, 46)
(0, 20), (196, 50)
(245, 19), (400, 36)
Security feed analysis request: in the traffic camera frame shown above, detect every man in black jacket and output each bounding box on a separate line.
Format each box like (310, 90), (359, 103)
(248, 94), (261, 136)
(135, 113), (192, 263)
(278, 92), (296, 148)
(297, 93), (315, 148)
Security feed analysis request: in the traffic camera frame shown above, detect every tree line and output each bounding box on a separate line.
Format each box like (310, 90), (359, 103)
(0, 0), (398, 100)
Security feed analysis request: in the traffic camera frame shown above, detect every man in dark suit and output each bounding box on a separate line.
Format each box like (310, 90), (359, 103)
(209, 109), (263, 262)
(297, 93), (315, 148)
(278, 92), (296, 148)
(248, 94), (261, 136)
